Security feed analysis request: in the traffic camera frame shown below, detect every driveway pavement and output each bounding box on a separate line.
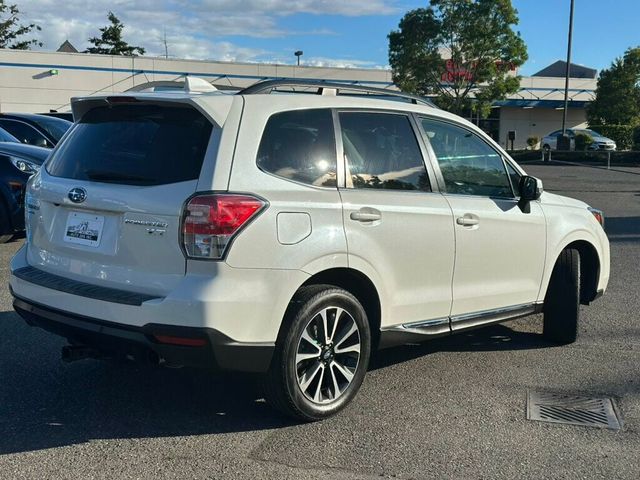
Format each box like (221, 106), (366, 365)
(0, 160), (638, 479)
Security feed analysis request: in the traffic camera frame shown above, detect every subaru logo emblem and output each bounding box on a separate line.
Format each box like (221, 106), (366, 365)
(68, 187), (87, 204)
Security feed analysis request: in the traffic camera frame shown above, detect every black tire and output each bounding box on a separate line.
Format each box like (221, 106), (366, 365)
(263, 285), (371, 421)
(0, 202), (12, 244)
(543, 248), (580, 344)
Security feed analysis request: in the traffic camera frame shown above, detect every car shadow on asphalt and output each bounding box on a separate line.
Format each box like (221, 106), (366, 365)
(605, 216), (640, 243)
(0, 313), (549, 455)
(369, 321), (551, 371)
(0, 311), (296, 455)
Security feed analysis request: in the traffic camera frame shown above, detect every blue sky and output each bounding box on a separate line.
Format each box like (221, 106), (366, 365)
(23, 0), (640, 74)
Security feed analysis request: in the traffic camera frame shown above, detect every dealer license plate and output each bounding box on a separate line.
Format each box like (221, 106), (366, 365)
(63, 212), (104, 247)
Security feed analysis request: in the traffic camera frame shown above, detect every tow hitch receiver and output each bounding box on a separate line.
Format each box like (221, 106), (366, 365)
(61, 345), (103, 363)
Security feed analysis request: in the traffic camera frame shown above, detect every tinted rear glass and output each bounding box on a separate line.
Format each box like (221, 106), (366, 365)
(33, 115), (72, 142)
(46, 104), (213, 186)
(257, 109), (337, 187)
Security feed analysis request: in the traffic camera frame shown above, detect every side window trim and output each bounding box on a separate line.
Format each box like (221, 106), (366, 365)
(502, 156), (523, 197)
(416, 115), (517, 200)
(331, 109), (346, 189)
(334, 108), (437, 194)
(411, 112), (447, 193)
(406, 112), (441, 193)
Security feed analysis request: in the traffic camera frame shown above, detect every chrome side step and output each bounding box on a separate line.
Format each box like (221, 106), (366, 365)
(394, 317), (450, 335)
(379, 302), (542, 349)
(450, 303), (538, 332)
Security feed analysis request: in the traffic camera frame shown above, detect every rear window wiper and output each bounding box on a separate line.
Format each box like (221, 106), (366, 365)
(84, 169), (156, 185)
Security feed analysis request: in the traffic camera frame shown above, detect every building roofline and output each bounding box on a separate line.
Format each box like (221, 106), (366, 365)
(3, 47), (389, 74)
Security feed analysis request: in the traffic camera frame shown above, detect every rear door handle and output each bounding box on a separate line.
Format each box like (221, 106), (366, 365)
(456, 216), (479, 226)
(350, 209), (382, 222)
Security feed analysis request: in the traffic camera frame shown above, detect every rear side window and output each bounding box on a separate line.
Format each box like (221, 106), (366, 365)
(340, 112), (430, 191)
(257, 109), (337, 187)
(46, 104), (213, 186)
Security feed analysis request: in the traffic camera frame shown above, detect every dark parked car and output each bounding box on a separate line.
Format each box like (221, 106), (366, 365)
(0, 142), (49, 242)
(0, 113), (72, 148)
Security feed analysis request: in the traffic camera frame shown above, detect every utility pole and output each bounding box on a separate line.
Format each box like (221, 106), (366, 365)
(561, 0), (575, 134)
(162, 28), (169, 59)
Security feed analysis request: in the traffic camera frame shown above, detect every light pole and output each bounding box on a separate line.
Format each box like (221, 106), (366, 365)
(294, 50), (303, 66)
(561, 0), (575, 135)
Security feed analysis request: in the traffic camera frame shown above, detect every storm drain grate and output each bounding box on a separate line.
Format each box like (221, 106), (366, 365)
(527, 390), (621, 430)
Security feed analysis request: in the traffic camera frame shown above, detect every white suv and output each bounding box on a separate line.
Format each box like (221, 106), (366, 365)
(10, 80), (610, 421)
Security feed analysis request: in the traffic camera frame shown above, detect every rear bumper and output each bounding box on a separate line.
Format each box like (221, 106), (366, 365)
(12, 292), (274, 372)
(10, 245), (308, 344)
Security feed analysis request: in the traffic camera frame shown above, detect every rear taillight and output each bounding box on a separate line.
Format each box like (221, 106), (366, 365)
(588, 207), (605, 228)
(182, 193), (266, 259)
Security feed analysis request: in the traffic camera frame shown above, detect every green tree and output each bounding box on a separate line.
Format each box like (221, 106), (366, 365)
(0, 1), (42, 50)
(588, 47), (640, 126)
(86, 12), (145, 56)
(388, 0), (527, 116)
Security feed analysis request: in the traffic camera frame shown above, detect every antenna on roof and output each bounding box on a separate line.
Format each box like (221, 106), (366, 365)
(184, 77), (218, 93)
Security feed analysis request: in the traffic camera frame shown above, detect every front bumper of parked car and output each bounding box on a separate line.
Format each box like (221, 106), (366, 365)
(589, 142), (616, 151)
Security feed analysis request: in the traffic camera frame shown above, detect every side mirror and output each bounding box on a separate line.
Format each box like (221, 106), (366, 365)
(33, 137), (48, 148)
(519, 175), (543, 201)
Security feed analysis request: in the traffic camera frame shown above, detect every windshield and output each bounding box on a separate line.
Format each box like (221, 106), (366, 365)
(0, 126), (19, 143)
(46, 103), (213, 186)
(34, 116), (72, 143)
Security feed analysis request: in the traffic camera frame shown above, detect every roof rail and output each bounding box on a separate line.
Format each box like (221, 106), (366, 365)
(238, 79), (436, 107)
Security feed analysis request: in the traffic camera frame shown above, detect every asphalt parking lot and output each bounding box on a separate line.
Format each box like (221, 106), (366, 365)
(0, 160), (638, 479)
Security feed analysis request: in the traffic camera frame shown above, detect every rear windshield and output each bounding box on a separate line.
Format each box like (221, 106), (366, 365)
(34, 115), (72, 143)
(46, 104), (213, 186)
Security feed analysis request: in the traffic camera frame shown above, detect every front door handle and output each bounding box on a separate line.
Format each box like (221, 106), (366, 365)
(456, 216), (479, 226)
(350, 209), (382, 222)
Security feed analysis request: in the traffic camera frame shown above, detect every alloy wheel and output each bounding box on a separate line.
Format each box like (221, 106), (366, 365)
(295, 306), (361, 404)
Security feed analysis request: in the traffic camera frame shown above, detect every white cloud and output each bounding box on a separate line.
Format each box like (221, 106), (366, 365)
(182, 0), (400, 16)
(16, 0), (393, 64)
(303, 56), (388, 69)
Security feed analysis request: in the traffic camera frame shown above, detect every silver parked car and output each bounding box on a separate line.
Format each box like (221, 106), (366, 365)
(541, 128), (617, 151)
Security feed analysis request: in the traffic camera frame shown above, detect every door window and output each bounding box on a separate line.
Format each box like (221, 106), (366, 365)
(257, 109), (337, 187)
(0, 120), (50, 147)
(420, 118), (513, 197)
(339, 112), (430, 191)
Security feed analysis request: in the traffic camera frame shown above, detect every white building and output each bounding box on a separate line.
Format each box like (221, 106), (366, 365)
(0, 48), (596, 149)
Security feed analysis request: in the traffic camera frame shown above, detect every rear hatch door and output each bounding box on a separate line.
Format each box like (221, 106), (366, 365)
(26, 99), (220, 296)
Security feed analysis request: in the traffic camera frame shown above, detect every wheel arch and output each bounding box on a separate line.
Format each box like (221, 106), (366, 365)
(566, 240), (600, 304)
(279, 267), (382, 348)
(544, 238), (601, 305)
